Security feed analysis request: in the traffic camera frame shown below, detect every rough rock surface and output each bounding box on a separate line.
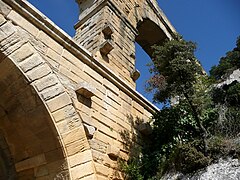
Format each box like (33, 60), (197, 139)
(162, 158), (240, 180)
(217, 69), (240, 87)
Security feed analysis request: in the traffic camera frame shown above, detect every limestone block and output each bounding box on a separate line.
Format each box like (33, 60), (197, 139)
(19, 54), (44, 72)
(66, 139), (90, 156)
(106, 145), (120, 158)
(81, 174), (97, 180)
(83, 64), (104, 84)
(103, 79), (119, 95)
(0, 14), (6, 26)
(9, 43), (35, 62)
(89, 139), (108, 153)
(66, 115), (82, 130)
(59, 65), (82, 83)
(100, 40), (114, 55)
(0, 21), (15, 38)
(102, 24), (114, 37)
(37, 31), (63, 54)
(83, 123), (96, 138)
(34, 74), (59, 92)
(0, 1), (11, 16)
(46, 47), (61, 61)
(34, 165), (49, 177)
(7, 10), (38, 36)
(62, 49), (85, 70)
(96, 175), (108, 180)
(131, 68), (140, 81)
(46, 93), (72, 112)
(102, 154), (117, 168)
(56, 120), (70, 134)
(62, 127), (86, 145)
(75, 82), (96, 98)
(15, 154), (46, 172)
(0, 30), (5, 42)
(52, 105), (76, 122)
(26, 64), (52, 82)
(94, 131), (114, 146)
(40, 84), (64, 101)
(95, 163), (110, 177)
(71, 161), (94, 179)
(133, 101), (144, 114)
(68, 150), (93, 168)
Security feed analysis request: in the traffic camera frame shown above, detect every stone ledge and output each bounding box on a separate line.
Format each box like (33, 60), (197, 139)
(2, 0), (159, 114)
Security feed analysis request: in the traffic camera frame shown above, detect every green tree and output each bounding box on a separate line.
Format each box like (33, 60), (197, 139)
(210, 36), (240, 137)
(210, 36), (240, 81)
(122, 35), (240, 180)
(147, 34), (208, 148)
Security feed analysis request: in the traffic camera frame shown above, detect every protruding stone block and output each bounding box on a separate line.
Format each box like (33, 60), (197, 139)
(84, 123), (96, 139)
(75, 82), (96, 98)
(131, 69), (140, 81)
(100, 40), (114, 56)
(106, 145), (120, 158)
(102, 24), (113, 37)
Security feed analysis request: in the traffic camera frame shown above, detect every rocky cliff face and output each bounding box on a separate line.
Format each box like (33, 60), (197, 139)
(217, 69), (240, 87)
(162, 158), (240, 180)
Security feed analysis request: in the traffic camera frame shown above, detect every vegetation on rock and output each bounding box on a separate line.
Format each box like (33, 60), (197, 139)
(121, 35), (240, 179)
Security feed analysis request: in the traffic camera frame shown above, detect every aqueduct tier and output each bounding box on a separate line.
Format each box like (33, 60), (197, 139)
(75, 0), (175, 88)
(0, 0), (175, 179)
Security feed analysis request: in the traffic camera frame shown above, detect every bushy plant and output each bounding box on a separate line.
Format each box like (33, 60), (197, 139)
(121, 35), (240, 179)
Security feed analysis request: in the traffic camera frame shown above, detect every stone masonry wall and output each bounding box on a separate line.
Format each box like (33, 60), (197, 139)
(0, 0), (170, 179)
(75, 0), (175, 89)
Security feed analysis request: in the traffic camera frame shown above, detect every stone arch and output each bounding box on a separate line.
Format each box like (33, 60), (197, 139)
(135, 0), (175, 57)
(0, 130), (16, 179)
(0, 50), (71, 179)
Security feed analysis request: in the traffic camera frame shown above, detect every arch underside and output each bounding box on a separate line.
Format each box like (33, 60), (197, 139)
(0, 53), (69, 179)
(136, 18), (167, 58)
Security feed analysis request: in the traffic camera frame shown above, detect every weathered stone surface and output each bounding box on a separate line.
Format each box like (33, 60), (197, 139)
(9, 42), (35, 62)
(75, 82), (96, 98)
(162, 158), (240, 180)
(46, 92), (72, 112)
(0, 1), (11, 15)
(7, 10), (39, 36)
(0, 0), (174, 179)
(99, 40), (114, 55)
(37, 31), (63, 54)
(217, 69), (240, 87)
(19, 53), (44, 72)
(71, 161), (95, 179)
(26, 63), (52, 81)
(15, 154), (46, 172)
(34, 74), (59, 92)
(83, 123), (96, 138)
(106, 144), (120, 158)
(68, 150), (93, 167)
(0, 14), (6, 26)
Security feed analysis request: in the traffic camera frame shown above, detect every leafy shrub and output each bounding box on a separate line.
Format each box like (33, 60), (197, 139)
(207, 136), (240, 160)
(169, 142), (210, 174)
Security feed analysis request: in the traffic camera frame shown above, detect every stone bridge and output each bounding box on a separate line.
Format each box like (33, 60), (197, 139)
(0, 0), (175, 179)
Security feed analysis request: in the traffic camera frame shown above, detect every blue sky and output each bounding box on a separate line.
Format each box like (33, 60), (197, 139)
(28, 0), (240, 104)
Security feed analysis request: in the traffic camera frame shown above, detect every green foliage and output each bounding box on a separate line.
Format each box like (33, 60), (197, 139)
(207, 136), (240, 160)
(120, 158), (143, 180)
(210, 36), (240, 81)
(170, 142), (210, 174)
(122, 35), (240, 179)
(212, 82), (240, 107)
(147, 34), (202, 104)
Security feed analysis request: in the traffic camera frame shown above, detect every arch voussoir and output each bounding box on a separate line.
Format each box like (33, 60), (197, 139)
(0, 16), (95, 179)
